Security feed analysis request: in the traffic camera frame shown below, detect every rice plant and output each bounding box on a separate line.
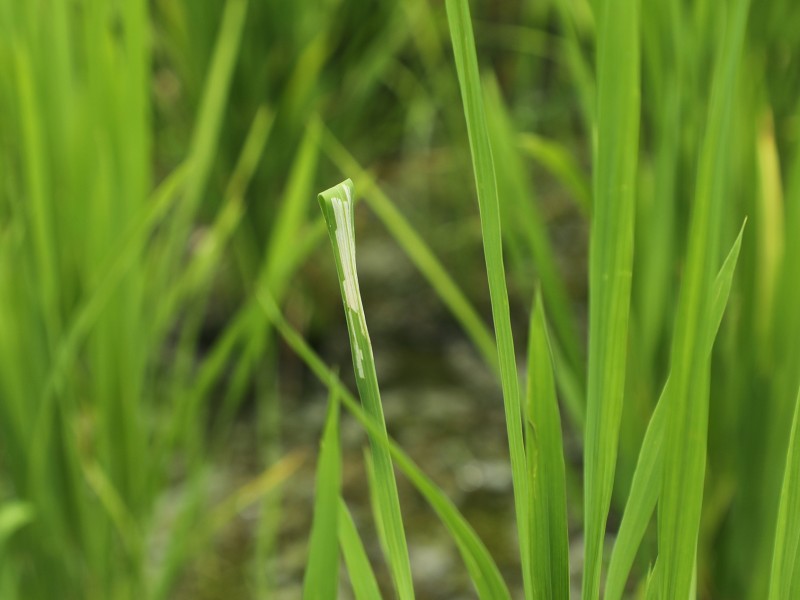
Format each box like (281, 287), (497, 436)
(287, 0), (800, 598)
(4, 0), (800, 598)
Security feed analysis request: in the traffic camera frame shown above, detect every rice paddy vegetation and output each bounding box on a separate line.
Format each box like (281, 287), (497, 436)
(2, 0), (800, 598)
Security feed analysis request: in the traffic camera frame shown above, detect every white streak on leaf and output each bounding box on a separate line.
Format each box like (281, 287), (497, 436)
(351, 328), (365, 379)
(330, 187), (365, 378)
(331, 194), (359, 312)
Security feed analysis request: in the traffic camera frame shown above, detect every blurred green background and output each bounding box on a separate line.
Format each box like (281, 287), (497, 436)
(1, 0), (800, 598)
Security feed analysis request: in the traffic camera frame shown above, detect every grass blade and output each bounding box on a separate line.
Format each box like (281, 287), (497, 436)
(480, 81), (588, 430)
(42, 163), (189, 399)
(205, 452), (306, 536)
(605, 223), (745, 599)
(259, 291), (511, 599)
(445, 2), (531, 595)
(657, 1), (750, 596)
(768, 382), (800, 600)
(168, 0), (248, 240)
(581, 0), (640, 596)
(517, 133), (591, 216)
(339, 500), (383, 600)
(527, 290), (570, 599)
(303, 388), (342, 600)
(154, 0), (249, 306)
(645, 559), (660, 600)
(0, 503), (34, 550)
(484, 76), (584, 378)
(319, 123), (497, 371)
(317, 179), (414, 599)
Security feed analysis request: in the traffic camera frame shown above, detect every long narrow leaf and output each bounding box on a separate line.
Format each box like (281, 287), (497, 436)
(319, 124), (497, 371)
(303, 388), (341, 600)
(445, 2), (531, 595)
(527, 290), (570, 599)
(259, 291), (511, 599)
(317, 179), (414, 599)
(658, 1), (750, 596)
(482, 75), (587, 432)
(581, 0), (641, 596)
(339, 501), (383, 600)
(605, 223), (745, 599)
(768, 382), (800, 599)
(157, 0), (249, 289)
(484, 77), (583, 377)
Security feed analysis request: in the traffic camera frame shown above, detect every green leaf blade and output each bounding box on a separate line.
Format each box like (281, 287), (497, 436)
(581, 0), (641, 597)
(317, 179), (415, 600)
(527, 291), (570, 599)
(303, 389), (342, 600)
(445, 1), (532, 596)
(339, 500), (383, 600)
(605, 222), (745, 599)
(768, 384), (800, 600)
(259, 292), (511, 600)
(657, 2), (750, 596)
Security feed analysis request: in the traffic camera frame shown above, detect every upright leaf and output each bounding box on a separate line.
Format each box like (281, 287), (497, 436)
(303, 388), (341, 600)
(605, 223), (745, 599)
(527, 290), (570, 599)
(484, 77), (584, 379)
(445, 1), (532, 595)
(658, 1), (751, 596)
(339, 501), (383, 600)
(317, 179), (414, 599)
(320, 124), (497, 371)
(581, 0), (641, 597)
(768, 383), (800, 600)
(259, 291), (511, 599)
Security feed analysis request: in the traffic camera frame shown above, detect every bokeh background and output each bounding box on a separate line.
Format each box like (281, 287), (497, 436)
(2, 0), (800, 598)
